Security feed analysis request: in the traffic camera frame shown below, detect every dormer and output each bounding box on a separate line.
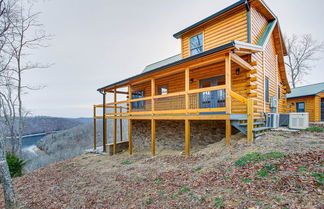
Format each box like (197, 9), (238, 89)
(173, 0), (286, 59)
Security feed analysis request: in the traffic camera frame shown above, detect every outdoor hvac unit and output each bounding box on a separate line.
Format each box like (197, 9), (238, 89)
(289, 113), (309, 130)
(266, 113), (280, 129)
(279, 114), (290, 127)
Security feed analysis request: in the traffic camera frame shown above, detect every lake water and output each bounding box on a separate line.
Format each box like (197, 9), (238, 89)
(22, 134), (47, 149)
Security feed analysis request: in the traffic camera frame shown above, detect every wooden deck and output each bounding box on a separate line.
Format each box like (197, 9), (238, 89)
(94, 52), (257, 156)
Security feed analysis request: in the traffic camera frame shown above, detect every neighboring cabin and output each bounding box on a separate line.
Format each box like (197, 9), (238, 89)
(94, 0), (291, 155)
(287, 82), (324, 122)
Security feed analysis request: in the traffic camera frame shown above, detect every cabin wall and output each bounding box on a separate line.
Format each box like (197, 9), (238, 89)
(181, 6), (247, 58)
(287, 96), (316, 122)
(251, 5), (268, 45)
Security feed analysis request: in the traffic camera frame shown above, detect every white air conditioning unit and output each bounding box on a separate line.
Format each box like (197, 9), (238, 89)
(289, 113), (309, 129)
(267, 113), (280, 129)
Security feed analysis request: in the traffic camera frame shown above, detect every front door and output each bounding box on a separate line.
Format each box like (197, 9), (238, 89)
(321, 98), (324, 121)
(199, 76), (226, 109)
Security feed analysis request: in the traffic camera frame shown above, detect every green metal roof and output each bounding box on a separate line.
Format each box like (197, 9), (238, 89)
(257, 19), (277, 46)
(286, 82), (324, 99)
(143, 54), (181, 73)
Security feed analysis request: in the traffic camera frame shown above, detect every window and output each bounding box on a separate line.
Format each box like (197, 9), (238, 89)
(190, 33), (203, 56)
(132, 90), (145, 109)
(296, 102), (305, 112)
(278, 86), (281, 100)
(158, 86), (168, 95)
(265, 77), (269, 102)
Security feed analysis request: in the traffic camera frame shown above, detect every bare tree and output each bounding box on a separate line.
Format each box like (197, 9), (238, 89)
(0, 0), (18, 208)
(285, 34), (324, 88)
(5, 1), (50, 156)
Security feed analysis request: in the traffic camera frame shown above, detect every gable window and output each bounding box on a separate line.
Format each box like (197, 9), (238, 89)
(158, 86), (168, 95)
(190, 33), (203, 56)
(265, 77), (269, 102)
(296, 102), (305, 112)
(132, 90), (145, 109)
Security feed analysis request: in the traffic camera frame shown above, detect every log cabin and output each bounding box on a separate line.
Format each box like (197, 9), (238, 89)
(287, 82), (324, 122)
(93, 0), (291, 155)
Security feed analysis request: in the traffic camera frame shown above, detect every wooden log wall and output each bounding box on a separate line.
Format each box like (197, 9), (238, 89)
(181, 6), (247, 58)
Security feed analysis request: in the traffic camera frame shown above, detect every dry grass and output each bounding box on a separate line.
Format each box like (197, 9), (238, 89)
(0, 130), (323, 208)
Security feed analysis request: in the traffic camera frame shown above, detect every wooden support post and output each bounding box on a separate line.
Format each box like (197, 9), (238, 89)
(247, 98), (254, 143)
(185, 119), (190, 155)
(120, 106), (123, 142)
(113, 88), (117, 154)
(128, 119), (132, 155)
(151, 79), (155, 114)
(226, 119), (231, 145)
(151, 119), (156, 156)
(225, 53), (232, 114)
(185, 68), (190, 114)
(93, 105), (97, 150)
(102, 92), (107, 153)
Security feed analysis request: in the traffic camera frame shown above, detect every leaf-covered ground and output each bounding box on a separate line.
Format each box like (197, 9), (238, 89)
(1, 130), (323, 208)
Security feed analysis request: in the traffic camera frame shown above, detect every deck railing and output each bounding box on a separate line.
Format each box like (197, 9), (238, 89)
(101, 85), (227, 116)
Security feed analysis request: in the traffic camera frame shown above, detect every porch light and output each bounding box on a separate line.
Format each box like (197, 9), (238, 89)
(236, 68), (241, 75)
(190, 78), (194, 84)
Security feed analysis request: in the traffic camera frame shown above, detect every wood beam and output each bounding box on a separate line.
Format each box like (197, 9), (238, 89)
(151, 79), (155, 114)
(128, 119), (132, 155)
(185, 68), (189, 114)
(93, 105), (97, 150)
(225, 53), (232, 114)
(102, 93), (107, 153)
(103, 114), (230, 120)
(185, 119), (190, 156)
(151, 119), (156, 156)
(247, 98), (254, 143)
(231, 53), (254, 71)
(226, 119), (231, 145)
(113, 88), (117, 154)
(120, 107), (123, 142)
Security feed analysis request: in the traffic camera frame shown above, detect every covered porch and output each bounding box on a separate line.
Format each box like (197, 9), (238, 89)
(94, 42), (261, 155)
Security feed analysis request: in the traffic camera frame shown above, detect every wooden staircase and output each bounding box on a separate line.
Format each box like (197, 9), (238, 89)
(231, 117), (270, 138)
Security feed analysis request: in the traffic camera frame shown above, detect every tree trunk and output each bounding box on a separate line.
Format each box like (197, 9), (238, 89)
(0, 139), (17, 209)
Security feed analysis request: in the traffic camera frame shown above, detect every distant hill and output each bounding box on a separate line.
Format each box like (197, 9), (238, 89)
(23, 116), (92, 135)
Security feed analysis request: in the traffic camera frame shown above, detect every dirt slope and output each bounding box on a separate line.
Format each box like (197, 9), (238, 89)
(1, 130), (323, 209)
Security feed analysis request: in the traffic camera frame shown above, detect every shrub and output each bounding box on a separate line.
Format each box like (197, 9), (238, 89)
(312, 172), (324, 186)
(214, 197), (225, 208)
(6, 152), (26, 177)
(121, 160), (132, 165)
(180, 186), (190, 193)
(305, 127), (324, 132)
(257, 169), (269, 177)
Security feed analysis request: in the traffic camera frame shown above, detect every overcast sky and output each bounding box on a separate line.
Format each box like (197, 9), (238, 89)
(23, 0), (324, 118)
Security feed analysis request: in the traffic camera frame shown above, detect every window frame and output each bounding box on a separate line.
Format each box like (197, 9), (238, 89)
(296, 102), (305, 112)
(132, 90), (145, 109)
(158, 85), (168, 95)
(190, 32), (204, 56)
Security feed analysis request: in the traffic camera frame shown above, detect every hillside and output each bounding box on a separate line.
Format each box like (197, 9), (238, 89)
(1, 130), (323, 208)
(23, 116), (92, 135)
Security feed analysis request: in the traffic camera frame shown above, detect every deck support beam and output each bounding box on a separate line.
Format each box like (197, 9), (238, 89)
(151, 119), (156, 156)
(247, 98), (254, 143)
(93, 105), (97, 150)
(119, 107), (123, 141)
(128, 85), (133, 155)
(102, 92), (107, 153)
(128, 119), (133, 155)
(226, 119), (231, 145)
(113, 88), (117, 154)
(185, 119), (190, 155)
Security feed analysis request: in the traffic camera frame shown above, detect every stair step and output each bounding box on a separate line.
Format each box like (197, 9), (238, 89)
(253, 127), (270, 132)
(239, 121), (265, 126)
(255, 132), (266, 138)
